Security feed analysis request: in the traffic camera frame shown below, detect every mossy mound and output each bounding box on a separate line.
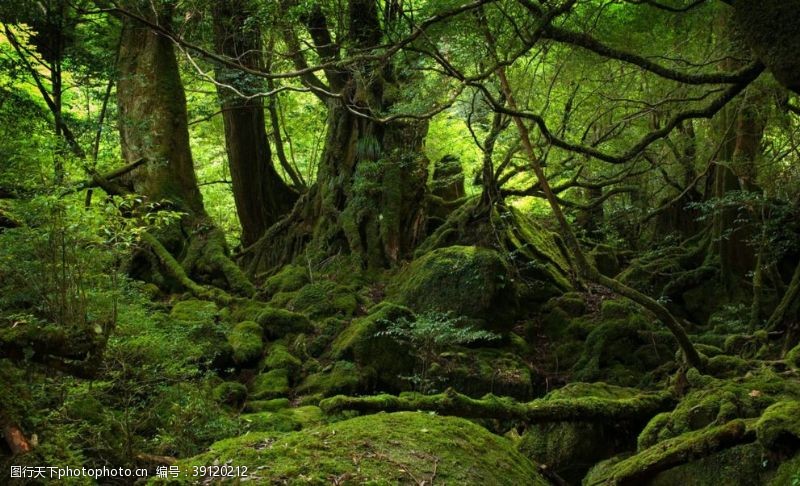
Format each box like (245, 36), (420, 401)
(387, 245), (519, 333)
(173, 412), (547, 485)
(638, 368), (800, 450)
(262, 264), (309, 295)
(787, 344), (800, 369)
(170, 299), (218, 323)
(240, 406), (325, 433)
(270, 280), (362, 319)
(570, 305), (674, 387)
(244, 398), (291, 413)
(330, 302), (415, 390)
(434, 348), (533, 399)
(228, 321), (263, 367)
(212, 381), (248, 407)
(249, 369), (290, 400)
(756, 400), (800, 451)
(256, 306), (313, 338)
(295, 360), (361, 398)
(262, 342), (302, 373)
(518, 382), (644, 483)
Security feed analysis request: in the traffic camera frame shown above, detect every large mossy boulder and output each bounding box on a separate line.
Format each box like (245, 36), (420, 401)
(228, 321), (263, 367)
(330, 302), (415, 391)
(433, 348), (534, 399)
(518, 382), (645, 484)
(387, 245), (519, 333)
(175, 412), (548, 485)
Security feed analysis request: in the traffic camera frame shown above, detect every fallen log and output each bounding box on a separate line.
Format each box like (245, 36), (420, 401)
(319, 387), (675, 423)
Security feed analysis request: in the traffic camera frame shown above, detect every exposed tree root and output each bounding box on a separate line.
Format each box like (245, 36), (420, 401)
(140, 231), (239, 306)
(319, 387), (675, 423)
(587, 419), (755, 485)
(767, 257), (800, 331)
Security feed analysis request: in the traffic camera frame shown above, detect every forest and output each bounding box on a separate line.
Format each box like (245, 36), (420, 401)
(1, 0), (799, 484)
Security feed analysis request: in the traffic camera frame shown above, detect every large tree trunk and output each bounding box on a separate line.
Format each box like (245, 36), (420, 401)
(243, 0), (429, 274)
(212, 0), (297, 248)
(116, 4), (252, 296)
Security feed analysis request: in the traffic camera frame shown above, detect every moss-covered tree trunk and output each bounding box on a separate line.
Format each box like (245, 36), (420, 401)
(244, 0), (428, 274)
(212, 0), (297, 248)
(116, 3), (252, 296)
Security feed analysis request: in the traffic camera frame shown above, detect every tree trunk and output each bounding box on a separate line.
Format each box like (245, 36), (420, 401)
(212, 0), (297, 247)
(116, 4), (252, 296)
(243, 0), (429, 274)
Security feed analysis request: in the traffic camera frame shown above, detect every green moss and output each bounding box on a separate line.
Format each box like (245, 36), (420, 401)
(387, 245), (519, 333)
(572, 313), (672, 386)
(769, 451), (800, 486)
(173, 412), (547, 485)
(244, 398), (291, 413)
(230, 300), (266, 323)
(518, 382), (643, 483)
(546, 292), (587, 317)
(638, 368), (800, 450)
(240, 406), (324, 433)
(295, 361), (361, 398)
(756, 400), (800, 451)
(330, 302), (415, 389)
(787, 344), (800, 370)
(170, 299), (218, 322)
(256, 306), (313, 338)
(263, 342), (302, 372)
(435, 348), (533, 399)
(706, 354), (751, 377)
(282, 280), (361, 318)
(228, 321), (263, 366)
(600, 298), (639, 320)
(212, 381), (247, 407)
(249, 369), (290, 400)
(262, 264), (309, 295)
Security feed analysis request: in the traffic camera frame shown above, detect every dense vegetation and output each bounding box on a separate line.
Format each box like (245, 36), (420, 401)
(1, 0), (800, 484)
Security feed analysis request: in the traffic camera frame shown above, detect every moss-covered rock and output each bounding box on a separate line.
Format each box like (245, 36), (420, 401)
(170, 299), (218, 323)
(240, 405), (325, 433)
(249, 369), (290, 400)
(262, 264), (309, 295)
(330, 302), (415, 390)
(295, 361), (361, 398)
(572, 311), (673, 387)
(212, 381), (247, 407)
(263, 342), (302, 373)
(638, 368), (800, 450)
(228, 321), (263, 366)
(387, 245), (519, 333)
(518, 382), (643, 483)
(434, 348), (533, 399)
(256, 306), (313, 338)
(756, 400), (800, 451)
(174, 412), (547, 485)
(243, 398), (291, 413)
(270, 280), (362, 319)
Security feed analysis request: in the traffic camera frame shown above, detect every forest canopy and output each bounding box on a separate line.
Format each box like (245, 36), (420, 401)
(1, 0), (800, 484)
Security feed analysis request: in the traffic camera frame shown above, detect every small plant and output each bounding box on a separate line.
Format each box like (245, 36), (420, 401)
(377, 311), (499, 394)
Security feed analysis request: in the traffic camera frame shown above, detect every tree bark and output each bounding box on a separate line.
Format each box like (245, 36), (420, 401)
(212, 0), (297, 247)
(115, 3), (253, 295)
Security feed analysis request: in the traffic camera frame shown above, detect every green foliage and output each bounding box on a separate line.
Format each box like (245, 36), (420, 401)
(377, 311), (499, 394)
